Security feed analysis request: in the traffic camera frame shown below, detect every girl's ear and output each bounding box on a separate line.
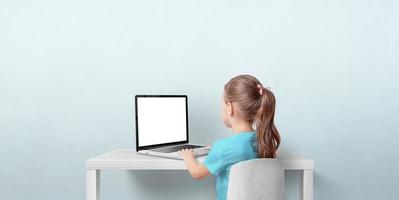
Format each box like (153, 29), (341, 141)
(228, 102), (234, 116)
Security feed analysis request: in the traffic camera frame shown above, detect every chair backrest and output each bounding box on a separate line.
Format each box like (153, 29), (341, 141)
(227, 158), (285, 200)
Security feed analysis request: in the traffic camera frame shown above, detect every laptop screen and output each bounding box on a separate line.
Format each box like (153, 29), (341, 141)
(135, 95), (188, 150)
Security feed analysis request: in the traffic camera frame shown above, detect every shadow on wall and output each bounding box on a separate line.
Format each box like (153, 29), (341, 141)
(314, 170), (345, 200)
(285, 170), (342, 200)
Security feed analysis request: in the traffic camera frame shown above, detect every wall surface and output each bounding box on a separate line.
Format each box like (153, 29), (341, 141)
(1, 0), (398, 199)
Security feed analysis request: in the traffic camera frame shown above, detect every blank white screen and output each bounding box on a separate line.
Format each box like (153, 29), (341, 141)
(137, 97), (187, 147)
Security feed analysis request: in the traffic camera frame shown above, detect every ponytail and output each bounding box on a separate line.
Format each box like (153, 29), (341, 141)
(255, 88), (280, 158)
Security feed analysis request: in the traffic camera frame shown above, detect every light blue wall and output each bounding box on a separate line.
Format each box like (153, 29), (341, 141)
(1, 0), (398, 199)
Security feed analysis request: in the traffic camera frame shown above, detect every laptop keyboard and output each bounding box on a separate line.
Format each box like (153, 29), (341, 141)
(151, 144), (204, 153)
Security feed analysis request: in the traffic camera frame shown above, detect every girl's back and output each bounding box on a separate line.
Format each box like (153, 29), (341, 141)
(205, 131), (258, 200)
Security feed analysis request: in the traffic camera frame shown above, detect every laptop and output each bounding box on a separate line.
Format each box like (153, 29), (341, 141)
(135, 95), (210, 159)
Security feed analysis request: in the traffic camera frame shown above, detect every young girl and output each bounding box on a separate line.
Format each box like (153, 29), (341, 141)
(178, 74), (281, 200)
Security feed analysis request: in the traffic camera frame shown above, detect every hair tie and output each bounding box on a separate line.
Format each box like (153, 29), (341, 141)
(256, 84), (263, 95)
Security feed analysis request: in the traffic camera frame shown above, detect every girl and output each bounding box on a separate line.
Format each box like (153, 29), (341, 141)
(178, 74), (281, 200)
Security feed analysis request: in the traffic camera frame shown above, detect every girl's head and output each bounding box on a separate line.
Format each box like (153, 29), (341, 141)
(222, 74), (281, 158)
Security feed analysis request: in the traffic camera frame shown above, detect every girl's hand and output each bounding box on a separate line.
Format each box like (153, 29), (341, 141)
(178, 148), (195, 160)
(178, 148), (211, 180)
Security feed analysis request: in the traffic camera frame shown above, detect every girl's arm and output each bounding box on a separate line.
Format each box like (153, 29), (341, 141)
(179, 149), (211, 180)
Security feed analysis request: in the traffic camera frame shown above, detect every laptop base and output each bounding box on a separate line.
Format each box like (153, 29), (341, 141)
(138, 144), (210, 160)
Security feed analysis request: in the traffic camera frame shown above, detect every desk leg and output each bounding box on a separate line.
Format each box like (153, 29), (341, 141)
(87, 170), (100, 200)
(300, 169), (313, 200)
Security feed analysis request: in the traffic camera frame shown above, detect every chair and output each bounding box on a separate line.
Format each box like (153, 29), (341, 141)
(227, 159), (285, 200)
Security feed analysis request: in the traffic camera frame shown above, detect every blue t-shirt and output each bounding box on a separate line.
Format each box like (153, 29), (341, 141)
(203, 131), (258, 200)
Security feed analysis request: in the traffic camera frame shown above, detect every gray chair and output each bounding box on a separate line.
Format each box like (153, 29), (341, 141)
(227, 159), (285, 200)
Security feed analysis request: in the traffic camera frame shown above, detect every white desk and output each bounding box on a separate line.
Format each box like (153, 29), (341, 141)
(86, 149), (314, 200)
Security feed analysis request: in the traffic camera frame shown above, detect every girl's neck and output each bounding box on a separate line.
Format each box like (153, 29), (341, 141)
(231, 122), (254, 134)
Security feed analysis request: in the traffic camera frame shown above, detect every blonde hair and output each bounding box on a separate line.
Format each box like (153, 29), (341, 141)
(224, 74), (281, 158)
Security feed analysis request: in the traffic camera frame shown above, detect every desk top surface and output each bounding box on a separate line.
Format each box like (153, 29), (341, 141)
(86, 149), (314, 170)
